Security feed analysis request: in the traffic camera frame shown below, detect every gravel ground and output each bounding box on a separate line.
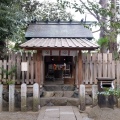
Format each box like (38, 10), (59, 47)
(87, 105), (120, 120)
(0, 111), (39, 120)
(1, 106), (120, 120)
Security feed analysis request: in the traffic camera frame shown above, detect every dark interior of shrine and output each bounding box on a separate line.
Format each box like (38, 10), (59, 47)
(44, 56), (74, 84)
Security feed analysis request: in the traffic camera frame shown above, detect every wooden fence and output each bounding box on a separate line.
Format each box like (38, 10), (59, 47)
(82, 53), (117, 85)
(0, 52), (120, 85)
(0, 52), (37, 84)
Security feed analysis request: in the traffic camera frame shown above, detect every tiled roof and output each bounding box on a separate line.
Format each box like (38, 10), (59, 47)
(20, 38), (99, 50)
(25, 22), (93, 39)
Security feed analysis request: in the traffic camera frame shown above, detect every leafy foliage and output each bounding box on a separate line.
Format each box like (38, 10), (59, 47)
(0, 65), (16, 84)
(0, 0), (25, 40)
(23, 0), (73, 21)
(0, 0), (27, 58)
(0, 0), (73, 57)
(97, 37), (108, 47)
(6, 80), (15, 85)
(0, 65), (16, 76)
(98, 87), (120, 98)
(58, 0), (120, 53)
(0, 66), (16, 85)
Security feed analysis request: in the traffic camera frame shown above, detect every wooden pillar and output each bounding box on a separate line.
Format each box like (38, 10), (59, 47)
(75, 56), (78, 87)
(41, 56), (44, 85)
(72, 56), (75, 84)
(43, 56), (45, 85)
(36, 50), (42, 85)
(78, 50), (83, 86)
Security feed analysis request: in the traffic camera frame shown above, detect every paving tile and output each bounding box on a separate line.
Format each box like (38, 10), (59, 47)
(37, 107), (47, 120)
(43, 117), (59, 120)
(72, 106), (83, 120)
(37, 106), (93, 120)
(82, 117), (94, 120)
(60, 106), (76, 120)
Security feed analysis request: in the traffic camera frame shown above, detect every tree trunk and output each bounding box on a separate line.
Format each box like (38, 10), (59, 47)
(108, 37), (117, 53)
(109, 0), (117, 53)
(99, 0), (108, 38)
(0, 40), (6, 59)
(99, 0), (118, 53)
(100, 45), (108, 53)
(99, 0), (108, 53)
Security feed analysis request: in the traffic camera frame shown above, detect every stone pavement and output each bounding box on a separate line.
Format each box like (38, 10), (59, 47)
(37, 106), (94, 120)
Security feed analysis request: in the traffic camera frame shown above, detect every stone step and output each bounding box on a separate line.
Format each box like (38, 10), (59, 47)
(40, 90), (92, 107)
(40, 98), (79, 107)
(42, 91), (78, 98)
(44, 85), (75, 91)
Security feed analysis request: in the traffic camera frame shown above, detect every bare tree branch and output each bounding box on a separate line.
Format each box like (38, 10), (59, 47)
(92, 29), (100, 33)
(79, 0), (100, 21)
(79, 0), (109, 33)
(87, 0), (101, 21)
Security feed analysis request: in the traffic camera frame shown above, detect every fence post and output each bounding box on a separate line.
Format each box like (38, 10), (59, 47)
(92, 85), (98, 107)
(21, 83), (27, 111)
(33, 83), (39, 111)
(79, 84), (85, 111)
(9, 84), (15, 112)
(0, 84), (3, 112)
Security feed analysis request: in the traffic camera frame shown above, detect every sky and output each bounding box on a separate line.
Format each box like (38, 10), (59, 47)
(35, 0), (120, 43)
(36, 0), (96, 21)
(36, 0), (96, 20)
(35, 0), (100, 41)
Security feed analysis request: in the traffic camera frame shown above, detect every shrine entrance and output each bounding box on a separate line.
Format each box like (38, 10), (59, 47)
(44, 56), (74, 85)
(20, 21), (99, 87)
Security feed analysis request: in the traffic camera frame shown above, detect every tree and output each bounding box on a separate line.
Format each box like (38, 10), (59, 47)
(0, 0), (73, 58)
(0, 0), (27, 58)
(81, 0), (120, 53)
(58, 0), (120, 53)
(13, 0), (73, 50)
(23, 0), (73, 21)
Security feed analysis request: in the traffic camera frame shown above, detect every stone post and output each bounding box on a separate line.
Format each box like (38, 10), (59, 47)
(33, 83), (39, 111)
(9, 84), (15, 112)
(117, 98), (120, 108)
(92, 85), (98, 107)
(21, 83), (27, 111)
(117, 84), (120, 89)
(117, 85), (120, 108)
(79, 84), (85, 111)
(0, 84), (3, 112)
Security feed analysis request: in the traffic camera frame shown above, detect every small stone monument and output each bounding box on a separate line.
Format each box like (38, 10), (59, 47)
(21, 83), (27, 111)
(79, 84), (85, 111)
(9, 84), (15, 112)
(33, 83), (39, 111)
(0, 84), (3, 112)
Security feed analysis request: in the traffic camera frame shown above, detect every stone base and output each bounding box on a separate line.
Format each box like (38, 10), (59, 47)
(44, 85), (75, 91)
(40, 97), (79, 107)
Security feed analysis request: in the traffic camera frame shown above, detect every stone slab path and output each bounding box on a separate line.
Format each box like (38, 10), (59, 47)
(37, 106), (94, 120)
